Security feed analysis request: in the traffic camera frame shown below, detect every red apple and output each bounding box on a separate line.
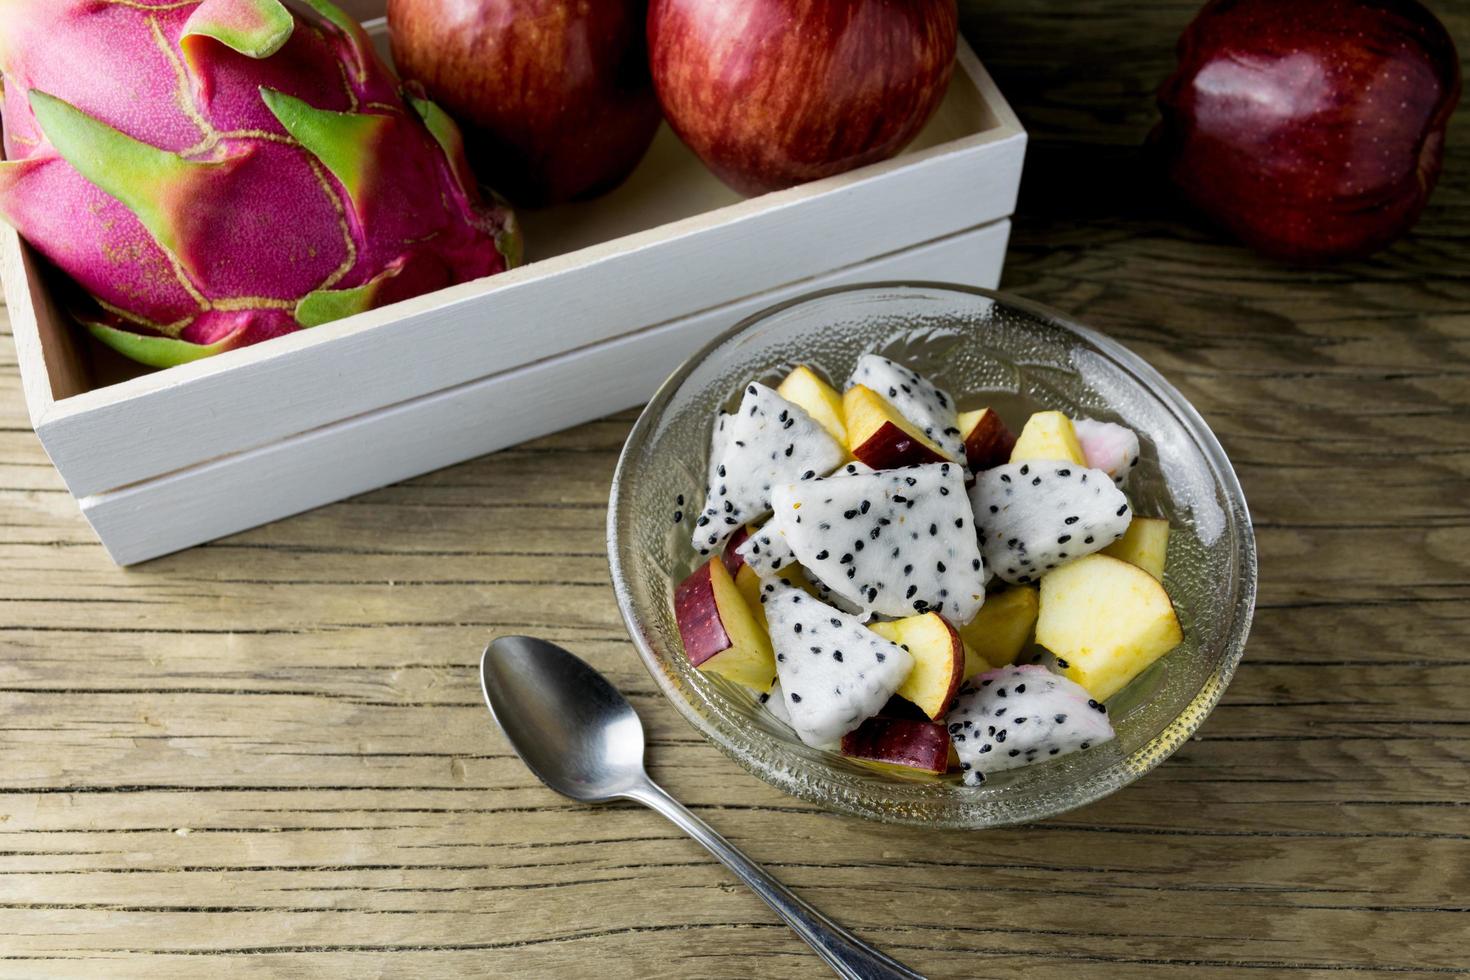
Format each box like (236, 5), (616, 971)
(841, 716), (951, 775)
(1152, 0), (1460, 261)
(388, 0), (663, 207)
(674, 558), (776, 691)
(843, 385), (950, 470)
(647, 0), (958, 196)
(957, 408), (1015, 471)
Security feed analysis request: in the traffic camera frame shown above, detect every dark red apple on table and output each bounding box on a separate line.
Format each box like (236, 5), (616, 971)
(647, 0), (959, 196)
(387, 0), (663, 207)
(1152, 0), (1461, 262)
(841, 716), (952, 775)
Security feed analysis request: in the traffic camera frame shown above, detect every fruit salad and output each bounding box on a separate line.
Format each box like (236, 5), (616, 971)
(672, 355), (1183, 785)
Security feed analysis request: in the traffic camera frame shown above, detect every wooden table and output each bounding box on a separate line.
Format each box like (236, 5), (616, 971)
(3, 2), (1467, 976)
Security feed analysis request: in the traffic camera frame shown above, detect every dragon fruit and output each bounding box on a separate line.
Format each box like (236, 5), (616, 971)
(848, 355), (965, 464)
(1073, 419), (1141, 487)
(0, 0), (517, 368)
(759, 680), (793, 728)
(693, 383), (844, 556)
(971, 462), (1131, 585)
(945, 664), (1114, 785)
(760, 583), (913, 747)
(734, 464), (873, 575)
(771, 462), (986, 623)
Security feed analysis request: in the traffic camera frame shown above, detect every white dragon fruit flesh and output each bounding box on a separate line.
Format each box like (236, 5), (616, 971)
(771, 462), (986, 623)
(971, 462), (1131, 585)
(848, 355), (965, 464)
(692, 383), (844, 557)
(759, 680), (793, 728)
(761, 583), (914, 746)
(735, 464), (874, 576)
(945, 664), (1114, 785)
(1073, 419), (1141, 487)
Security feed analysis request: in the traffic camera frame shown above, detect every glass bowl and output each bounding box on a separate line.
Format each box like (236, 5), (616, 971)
(608, 283), (1256, 828)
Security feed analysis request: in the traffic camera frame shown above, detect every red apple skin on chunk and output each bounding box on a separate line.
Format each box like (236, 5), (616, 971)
(870, 613), (967, 720)
(721, 524), (754, 577)
(674, 558), (776, 691)
(958, 408), (1016, 471)
(844, 385), (951, 470)
(1152, 0), (1461, 261)
(647, 0), (959, 196)
(841, 716), (952, 775)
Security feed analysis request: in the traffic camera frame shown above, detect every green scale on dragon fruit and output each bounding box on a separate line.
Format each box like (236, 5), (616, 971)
(970, 461), (1131, 585)
(848, 354), (965, 464)
(759, 583), (913, 747)
(692, 383), (844, 557)
(945, 664), (1114, 785)
(1073, 419), (1141, 487)
(0, 0), (519, 368)
(771, 462), (986, 623)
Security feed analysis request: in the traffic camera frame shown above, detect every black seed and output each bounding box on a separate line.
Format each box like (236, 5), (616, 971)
(830, 618), (841, 628)
(802, 470), (815, 479)
(854, 540), (864, 552)
(904, 564), (913, 575)
(1008, 749), (1020, 757)
(979, 744), (992, 754)
(1085, 536), (1094, 544)
(1057, 658), (1070, 669)
(1000, 474), (1011, 483)
(876, 652), (886, 662)
(1015, 716), (1027, 724)
(1049, 747), (1060, 755)
(990, 505), (999, 513)
(840, 553), (853, 564)
(1080, 741), (1090, 750)
(1117, 504), (1128, 516)
(905, 585), (918, 599)
(672, 511), (683, 523)
(997, 688), (1007, 698)
(1016, 683), (1026, 693)
(866, 587), (877, 601)
(995, 707), (1006, 717)
(995, 729), (1007, 742)
(785, 444), (794, 457)
(1057, 534), (1071, 544)
(1055, 713), (1067, 724)
(843, 509), (857, 520)
(929, 523), (938, 536)
(789, 692), (801, 702)
(833, 651), (843, 662)
(815, 550), (829, 561)
(1032, 476), (1042, 486)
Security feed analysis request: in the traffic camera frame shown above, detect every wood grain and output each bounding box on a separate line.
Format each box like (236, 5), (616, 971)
(2, 0), (1468, 975)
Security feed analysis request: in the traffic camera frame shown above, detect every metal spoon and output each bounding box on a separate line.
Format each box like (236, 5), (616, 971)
(481, 636), (926, 980)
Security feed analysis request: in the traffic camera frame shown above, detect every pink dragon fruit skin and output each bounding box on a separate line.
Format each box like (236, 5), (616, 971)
(0, 0), (519, 368)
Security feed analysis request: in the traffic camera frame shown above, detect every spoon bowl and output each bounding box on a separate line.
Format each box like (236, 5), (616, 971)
(480, 636), (646, 802)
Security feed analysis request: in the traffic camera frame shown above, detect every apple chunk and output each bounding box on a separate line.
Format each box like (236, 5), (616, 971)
(957, 408), (1016, 471)
(958, 585), (1038, 667)
(868, 613), (965, 719)
(841, 716), (951, 775)
(777, 365), (847, 445)
(1010, 410), (1086, 466)
(842, 384), (950, 469)
(1102, 517), (1170, 580)
(1036, 554), (1183, 701)
(674, 558), (776, 691)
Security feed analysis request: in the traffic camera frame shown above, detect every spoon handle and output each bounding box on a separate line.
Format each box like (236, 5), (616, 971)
(626, 780), (926, 980)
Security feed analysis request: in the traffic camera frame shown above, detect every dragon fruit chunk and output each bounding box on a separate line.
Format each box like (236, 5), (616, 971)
(734, 464), (874, 576)
(692, 383), (845, 557)
(1073, 419), (1141, 487)
(848, 355), (966, 464)
(946, 664), (1114, 785)
(971, 462), (1131, 585)
(761, 583), (914, 747)
(771, 462), (986, 623)
(759, 680), (793, 728)
(0, 0), (516, 368)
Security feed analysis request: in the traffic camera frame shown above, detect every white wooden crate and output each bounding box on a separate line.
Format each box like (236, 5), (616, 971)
(1, 7), (1026, 564)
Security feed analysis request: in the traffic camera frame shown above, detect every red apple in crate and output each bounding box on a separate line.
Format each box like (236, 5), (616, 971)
(388, 0), (662, 207)
(647, 0), (959, 196)
(1153, 0), (1460, 261)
